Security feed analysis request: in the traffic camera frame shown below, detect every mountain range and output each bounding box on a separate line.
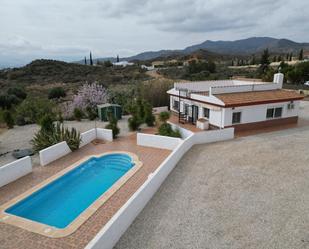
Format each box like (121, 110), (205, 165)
(85, 37), (309, 63)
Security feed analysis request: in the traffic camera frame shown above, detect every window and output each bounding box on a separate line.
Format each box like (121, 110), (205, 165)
(274, 107), (283, 118)
(203, 108), (210, 119)
(266, 108), (274, 118)
(266, 107), (283, 119)
(173, 100), (179, 111)
(232, 112), (241, 124)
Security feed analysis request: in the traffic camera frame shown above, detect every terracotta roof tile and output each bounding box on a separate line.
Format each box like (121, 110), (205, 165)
(215, 90), (304, 107)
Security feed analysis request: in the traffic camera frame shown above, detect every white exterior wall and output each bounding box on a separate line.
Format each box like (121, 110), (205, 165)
(0, 156), (32, 187)
(223, 100), (300, 127)
(209, 108), (224, 128)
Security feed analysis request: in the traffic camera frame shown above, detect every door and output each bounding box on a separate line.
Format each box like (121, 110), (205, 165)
(192, 105), (199, 124)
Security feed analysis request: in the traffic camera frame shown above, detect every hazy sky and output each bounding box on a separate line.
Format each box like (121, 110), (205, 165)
(0, 0), (308, 67)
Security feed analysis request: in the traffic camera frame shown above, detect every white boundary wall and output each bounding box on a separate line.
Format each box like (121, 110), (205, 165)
(85, 134), (194, 249)
(80, 129), (97, 147)
(39, 141), (71, 166)
(0, 156), (32, 187)
(97, 128), (113, 141)
(192, 128), (234, 144)
(168, 121), (194, 138)
(39, 128), (113, 166)
(86, 125), (234, 249)
(137, 133), (182, 150)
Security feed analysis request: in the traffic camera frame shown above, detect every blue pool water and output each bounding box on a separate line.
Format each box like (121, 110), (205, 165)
(6, 153), (134, 229)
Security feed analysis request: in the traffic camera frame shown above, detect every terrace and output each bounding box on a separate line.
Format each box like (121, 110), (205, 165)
(0, 133), (171, 249)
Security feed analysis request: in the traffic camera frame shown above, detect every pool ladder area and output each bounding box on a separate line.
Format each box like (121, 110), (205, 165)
(104, 158), (134, 172)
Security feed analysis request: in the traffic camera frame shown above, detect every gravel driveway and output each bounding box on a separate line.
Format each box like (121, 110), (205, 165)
(115, 102), (309, 249)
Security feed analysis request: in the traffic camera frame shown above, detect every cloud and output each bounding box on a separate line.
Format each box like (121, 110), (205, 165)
(0, 0), (308, 67)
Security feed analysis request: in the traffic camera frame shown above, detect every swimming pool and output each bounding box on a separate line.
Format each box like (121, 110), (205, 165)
(0, 152), (142, 237)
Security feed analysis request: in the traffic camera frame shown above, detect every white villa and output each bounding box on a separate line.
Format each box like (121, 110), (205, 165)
(167, 73), (304, 131)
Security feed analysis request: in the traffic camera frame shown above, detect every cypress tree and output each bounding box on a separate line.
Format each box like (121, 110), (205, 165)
(90, 52), (93, 66)
(116, 55), (120, 63)
(278, 55), (282, 62)
(299, 49), (304, 61)
(84, 56), (87, 65)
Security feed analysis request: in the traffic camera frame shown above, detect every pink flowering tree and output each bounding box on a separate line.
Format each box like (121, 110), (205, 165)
(63, 82), (108, 118)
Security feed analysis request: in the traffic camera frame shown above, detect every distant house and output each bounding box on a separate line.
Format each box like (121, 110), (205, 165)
(112, 61), (134, 67)
(167, 73), (304, 131)
(141, 65), (155, 71)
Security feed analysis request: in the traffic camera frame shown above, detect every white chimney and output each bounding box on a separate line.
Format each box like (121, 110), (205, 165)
(273, 73), (284, 89)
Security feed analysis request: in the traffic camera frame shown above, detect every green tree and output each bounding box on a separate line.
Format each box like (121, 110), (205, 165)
(16, 98), (55, 123)
(278, 55), (282, 62)
(105, 114), (120, 139)
(159, 111), (170, 123)
(299, 49), (304, 61)
(3, 110), (14, 128)
(7, 87), (27, 99)
(39, 114), (54, 133)
(143, 102), (155, 126)
(259, 49), (270, 74)
(48, 87), (66, 99)
(104, 60), (113, 67)
(90, 51), (93, 66)
(73, 108), (83, 121)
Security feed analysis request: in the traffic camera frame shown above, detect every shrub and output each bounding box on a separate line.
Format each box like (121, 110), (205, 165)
(73, 108), (83, 121)
(7, 87), (27, 99)
(128, 115), (142, 131)
(86, 106), (97, 120)
(158, 123), (181, 138)
(39, 114), (54, 133)
(15, 115), (26, 126)
(32, 123), (81, 152)
(159, 111), (170, 123)
(0, 94), (21, 109)
(144, 102), (155, 126)
(16, 98), (55, 124)
(105, 115), (120, 138)
(3, 110), (14, 128)
(48, 87), (66, 99)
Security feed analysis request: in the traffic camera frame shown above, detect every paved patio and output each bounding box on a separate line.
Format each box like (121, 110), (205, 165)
(0, 134), (171, 249)
(115, 102), (309, 249)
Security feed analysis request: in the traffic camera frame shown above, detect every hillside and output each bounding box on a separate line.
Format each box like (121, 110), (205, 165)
(86, 37), (309, 63)
(184, 37), (309, 55)
(0, 59), (149, 95)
